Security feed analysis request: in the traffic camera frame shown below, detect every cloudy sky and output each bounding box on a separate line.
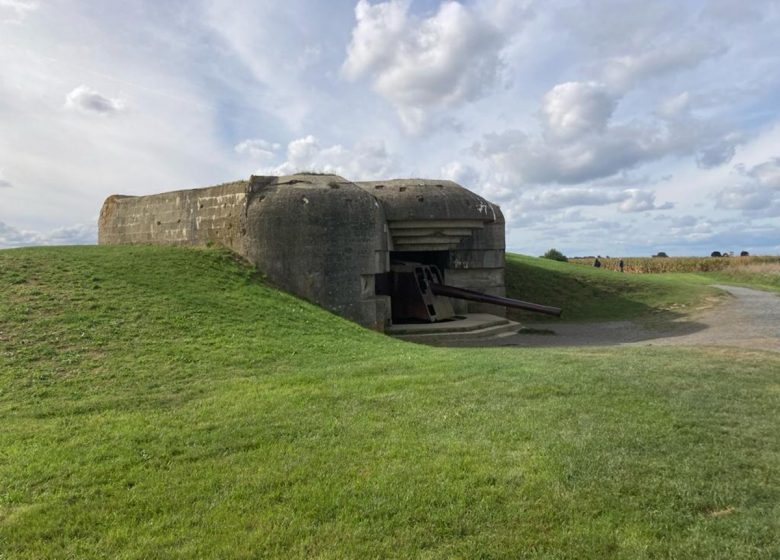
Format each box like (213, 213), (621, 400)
(1, 0), (779, 256)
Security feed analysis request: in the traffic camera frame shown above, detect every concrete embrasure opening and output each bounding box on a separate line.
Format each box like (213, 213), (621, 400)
(375, 250), (458, 325)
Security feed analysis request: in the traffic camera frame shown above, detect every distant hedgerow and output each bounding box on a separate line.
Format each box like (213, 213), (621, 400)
(541, 248), (568, 262)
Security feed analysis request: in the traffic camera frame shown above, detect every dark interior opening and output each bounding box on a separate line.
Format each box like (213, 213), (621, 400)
(375, 250), (456, 324)
(390, 250), (448, 271)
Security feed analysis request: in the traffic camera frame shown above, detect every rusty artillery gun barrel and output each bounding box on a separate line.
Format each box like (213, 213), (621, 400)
(431, 283), (562, 317)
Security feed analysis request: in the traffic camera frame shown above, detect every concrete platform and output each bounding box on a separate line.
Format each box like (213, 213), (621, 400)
(386, 313), (520, 344)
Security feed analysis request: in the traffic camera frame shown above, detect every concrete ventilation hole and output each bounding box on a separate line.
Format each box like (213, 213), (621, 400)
(399, 186), (407, 192)
(374, 184), (385, 189)
(417, 195), (424, 202)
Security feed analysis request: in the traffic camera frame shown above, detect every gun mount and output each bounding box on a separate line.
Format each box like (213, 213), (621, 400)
(377, 261), (562, 323)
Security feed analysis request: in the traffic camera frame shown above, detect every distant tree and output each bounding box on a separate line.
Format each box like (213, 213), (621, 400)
(740, 250), (750, 257)
(542, 248), (568, 262)
(711, 251), (722, 257)
(653, 252), (669, 258)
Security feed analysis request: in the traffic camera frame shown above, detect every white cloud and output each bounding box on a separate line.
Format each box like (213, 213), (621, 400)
(591, 171), (671, 188)
(542, 81), (616, 140)
(746, 157), (780, 189)
(343, 0), (512, 132)
(475, 79), (746, 186)
(0, 169), (12, 188)
(342, 0), (408, 80)
(440, 161), (480, 188)
(43, 222), (97, 245)
(504, 186), (672, 213)
(657, 92), (691, 119)
(652, 218), (780, 255)
(479, 0), (535, 32)
(716, 185), (778, 215)
(716, 157), (780, 215)
(667, 214), (698, 228)
(0, 220), (95, 248)
(64, 85), (126, 115)
(700, 0), (763, 24)
(201, 0), (360, 132)
(475, 123), (659, 185)
(616, 189), (673, 213)
(603, 38), (726, 91)
(0, 0), (37, 23)
(0, 10), (249, 238)
(520, 187), (628, 210)
(695, 134), (741, 169)
(0, 221), (41, 247)
(234, 138), (281, 161)
(0, 0), (778, 258)
(557, 1), (680, 54)
(260, 135), (395, 180)
(557, 2), (729, 92)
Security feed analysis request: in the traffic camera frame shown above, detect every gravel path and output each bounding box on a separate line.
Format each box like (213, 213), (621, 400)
(466, 285), (780, 352)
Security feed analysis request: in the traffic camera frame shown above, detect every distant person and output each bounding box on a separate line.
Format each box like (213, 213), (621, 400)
(619, 259), (624, 273)
(594, 257), (601, 268)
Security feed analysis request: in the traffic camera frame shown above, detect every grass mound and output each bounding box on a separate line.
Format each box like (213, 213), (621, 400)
(505, 253), (719, 322)
(1, 246), (778, 559)
(693, 264), (780, 293)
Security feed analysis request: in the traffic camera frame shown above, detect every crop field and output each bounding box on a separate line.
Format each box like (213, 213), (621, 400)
(564, 256), (780, 294)
(569, 255), (780, 274)
(1, 246), (778, 559)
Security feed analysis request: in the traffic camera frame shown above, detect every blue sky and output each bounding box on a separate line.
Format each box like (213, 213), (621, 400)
(1, 0), (778, 256)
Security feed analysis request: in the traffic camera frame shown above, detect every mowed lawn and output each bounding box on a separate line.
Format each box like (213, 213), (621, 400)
(1, 246), (778, 559)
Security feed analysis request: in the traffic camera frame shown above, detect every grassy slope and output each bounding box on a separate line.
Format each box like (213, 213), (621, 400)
(1, 246), (778, 559)
(505, 253), (721, 323)
(693, 270), (780, 293)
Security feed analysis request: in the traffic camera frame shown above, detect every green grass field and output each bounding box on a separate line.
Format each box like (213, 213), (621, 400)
(565, 256), (780, 294)
(505, 254), (722, 323)
(694, 267), (780, 293)
(1, 246), (778, 559)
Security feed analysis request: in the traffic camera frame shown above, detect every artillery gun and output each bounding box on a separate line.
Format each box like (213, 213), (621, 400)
(378, 261), (562, 323)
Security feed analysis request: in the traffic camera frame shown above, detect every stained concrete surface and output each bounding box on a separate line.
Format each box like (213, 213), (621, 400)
(454, 285), (780, 352)
(99, 174), (508, 331)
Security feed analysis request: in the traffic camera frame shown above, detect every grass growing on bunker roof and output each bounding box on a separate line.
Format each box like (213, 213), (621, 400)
(1, 246), (778, 559)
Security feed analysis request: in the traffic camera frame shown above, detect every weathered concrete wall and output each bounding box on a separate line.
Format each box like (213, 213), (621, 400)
(244, 175), (391, 330)
(445, 209), (506, 315)
(98, 181), (248, 252)
(356, 179), (506, 316)
(99, 174), (507, 329)
(99, 174), (394, 329)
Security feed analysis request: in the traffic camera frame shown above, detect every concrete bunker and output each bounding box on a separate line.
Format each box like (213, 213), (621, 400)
(99, 173), (559, 332)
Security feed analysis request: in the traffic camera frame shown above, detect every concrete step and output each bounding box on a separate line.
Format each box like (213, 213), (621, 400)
(387, 313), (521, 344)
